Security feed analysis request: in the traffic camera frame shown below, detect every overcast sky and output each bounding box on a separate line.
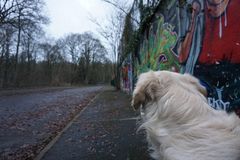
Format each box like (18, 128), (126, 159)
(44, 0), (121, 39)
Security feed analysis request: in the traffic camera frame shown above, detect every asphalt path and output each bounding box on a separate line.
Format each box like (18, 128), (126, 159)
(0, 86), (102, 160)
(40, 87), (151, 160)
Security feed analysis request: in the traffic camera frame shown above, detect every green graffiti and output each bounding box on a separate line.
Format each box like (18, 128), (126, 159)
(136, 15), (180, 76)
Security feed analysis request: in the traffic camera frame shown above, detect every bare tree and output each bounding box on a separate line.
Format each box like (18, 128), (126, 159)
(14, 0), (48, 83)
(64, 33), (82, 64)
(91, 7), (125, 63)
(0, 1), (112, 88)
(1, 26), (14, 87)
(89, 0), (137, 89)
(0, 0), (48, 87)
(61, 32), (110, 84)
(80, 32), (108, 83)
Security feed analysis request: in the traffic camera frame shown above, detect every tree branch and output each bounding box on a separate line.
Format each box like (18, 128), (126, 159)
(101, 0), (139, 25)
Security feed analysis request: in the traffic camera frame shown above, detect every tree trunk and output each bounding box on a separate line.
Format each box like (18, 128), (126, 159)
(3, 30), (11, 88)
(15, 14), (21, 69)
(15, 12), (21, 86)
(0, 44), (5, 87)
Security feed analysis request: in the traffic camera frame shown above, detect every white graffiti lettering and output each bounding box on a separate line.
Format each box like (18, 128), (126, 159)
(208, 97), (230, 111)
(208, 86), (230, 111)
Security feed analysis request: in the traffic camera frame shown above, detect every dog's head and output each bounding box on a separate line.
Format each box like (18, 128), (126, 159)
(131, 71), (207, 110)
(131, 71), (171, 110)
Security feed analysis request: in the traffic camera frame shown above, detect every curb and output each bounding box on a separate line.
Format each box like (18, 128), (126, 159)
(34, 89), (104, 160)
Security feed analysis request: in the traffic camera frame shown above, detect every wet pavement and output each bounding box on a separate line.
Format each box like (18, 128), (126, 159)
(0, 86), (102, 159)
(40, 87), (150, 160)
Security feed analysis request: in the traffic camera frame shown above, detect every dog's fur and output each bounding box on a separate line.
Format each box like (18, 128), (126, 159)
(132, 71), (240, 160)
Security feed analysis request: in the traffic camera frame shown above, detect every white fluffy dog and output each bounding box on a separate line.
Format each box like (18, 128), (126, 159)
(132, 71), (240, 160)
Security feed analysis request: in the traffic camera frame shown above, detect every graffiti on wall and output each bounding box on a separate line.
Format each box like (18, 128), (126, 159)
(177, 0), (240, 113)
(135, 14), (180, 77)
(121, 54), (133, 94)
(133, 0), (240, 114)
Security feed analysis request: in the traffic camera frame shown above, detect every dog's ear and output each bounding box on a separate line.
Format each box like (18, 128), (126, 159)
(132, 71), (159, 110)
(183, 73), (207, 97)
(131, 91), (145, 111)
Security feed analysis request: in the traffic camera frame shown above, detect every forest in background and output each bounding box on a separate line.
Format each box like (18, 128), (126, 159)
(0, 0), (113, 88)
